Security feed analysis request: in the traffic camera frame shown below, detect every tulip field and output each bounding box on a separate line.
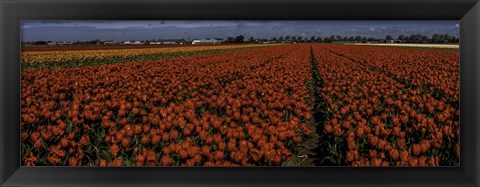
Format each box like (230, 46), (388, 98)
(20, 44), (459, 166)
(21, 44), (273, 70)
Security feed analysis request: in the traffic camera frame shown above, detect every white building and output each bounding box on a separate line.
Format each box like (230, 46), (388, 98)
(124, 41), (145, 45)
(149, 39), (186, 45)
(192, 38), (225, 44)
(162, 41), (177, 45)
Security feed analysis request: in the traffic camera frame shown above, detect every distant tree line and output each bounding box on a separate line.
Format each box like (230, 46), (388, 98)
(22, 33), (459, 45)
(24, 39), (108, 45)
(224, 35), (246, 43)
(238, 33), (459, 44)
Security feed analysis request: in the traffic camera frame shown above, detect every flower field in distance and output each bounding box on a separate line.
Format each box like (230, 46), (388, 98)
(21, 44), (459, 166)
(21, 44), (274, 66)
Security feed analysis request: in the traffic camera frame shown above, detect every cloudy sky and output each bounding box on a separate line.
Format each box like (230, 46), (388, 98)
(21, 20), (459, 41)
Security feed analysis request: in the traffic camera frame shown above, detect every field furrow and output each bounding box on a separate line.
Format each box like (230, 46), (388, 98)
(312, 45), (459, 166)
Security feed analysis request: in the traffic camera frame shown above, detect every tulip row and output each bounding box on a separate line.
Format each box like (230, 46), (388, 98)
(323, 45), (459, 104)
(21, 44), (314, 166)
(21, 44), (276, 65)
(312, 45), (459, 166)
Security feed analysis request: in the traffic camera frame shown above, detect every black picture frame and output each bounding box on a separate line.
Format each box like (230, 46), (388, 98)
(1, 0), (479, 186)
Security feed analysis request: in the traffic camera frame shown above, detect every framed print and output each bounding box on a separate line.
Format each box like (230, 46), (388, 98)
(1, 0), (479, 186)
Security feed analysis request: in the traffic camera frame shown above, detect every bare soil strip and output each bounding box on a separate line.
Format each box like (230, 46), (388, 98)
(296, 46), (343, 166)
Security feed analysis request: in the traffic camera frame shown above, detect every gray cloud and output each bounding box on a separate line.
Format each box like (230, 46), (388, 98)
(21, 20), (459, 41)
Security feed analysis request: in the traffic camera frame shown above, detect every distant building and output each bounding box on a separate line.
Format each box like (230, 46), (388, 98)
(104, 41), (115, 45)
(56, 41), (67, 45)
(122, 41), (145, 45)
(147, 39), (187, 45)
(153, 39), (187, 45)
(192, 38), (225, 44)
